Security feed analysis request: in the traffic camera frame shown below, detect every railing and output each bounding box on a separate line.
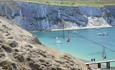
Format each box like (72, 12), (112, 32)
(86, 59), (115, 70)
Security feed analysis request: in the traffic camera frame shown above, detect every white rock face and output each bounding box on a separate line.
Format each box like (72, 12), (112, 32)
(88, 17), (110, 27)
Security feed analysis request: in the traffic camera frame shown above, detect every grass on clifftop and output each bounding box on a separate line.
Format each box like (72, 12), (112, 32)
(17, 0), (115, 7)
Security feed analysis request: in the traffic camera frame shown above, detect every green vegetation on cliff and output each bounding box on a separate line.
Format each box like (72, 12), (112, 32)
(17, 0), (115, 7)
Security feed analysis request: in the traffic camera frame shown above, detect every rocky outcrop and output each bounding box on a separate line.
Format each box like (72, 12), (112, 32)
(0, 17), (88, 70)
(0, 1), (19, 19)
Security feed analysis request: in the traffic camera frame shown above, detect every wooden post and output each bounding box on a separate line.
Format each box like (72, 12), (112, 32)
(86, 64), (90, 69)
(106, 62), (110, 69)
(98, 63), (101, 68)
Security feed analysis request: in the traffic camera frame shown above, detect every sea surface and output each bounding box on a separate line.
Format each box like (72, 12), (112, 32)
(33, 27), (115, 67)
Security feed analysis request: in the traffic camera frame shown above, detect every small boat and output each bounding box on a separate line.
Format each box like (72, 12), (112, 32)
(97, 32), (108, 36)
(98, 33), (103, 36)
(56, 37), (62, 44)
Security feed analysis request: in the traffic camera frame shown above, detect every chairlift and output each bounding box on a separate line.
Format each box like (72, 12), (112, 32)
(67, 30), (71, 42)
(102, 47), (107, 60)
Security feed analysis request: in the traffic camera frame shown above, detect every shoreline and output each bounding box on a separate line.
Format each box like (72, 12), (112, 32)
(30, 25), (113, 33)
(51, 26), (112, 32)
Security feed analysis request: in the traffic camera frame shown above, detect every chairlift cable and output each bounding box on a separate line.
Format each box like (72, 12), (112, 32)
(75, 33), (115, 52)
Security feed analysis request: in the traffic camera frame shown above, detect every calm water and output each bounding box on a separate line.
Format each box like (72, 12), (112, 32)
(33, 27), (115, 66)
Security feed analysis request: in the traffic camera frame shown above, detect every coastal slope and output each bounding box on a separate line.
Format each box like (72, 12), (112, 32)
(0, 17), (88, 70)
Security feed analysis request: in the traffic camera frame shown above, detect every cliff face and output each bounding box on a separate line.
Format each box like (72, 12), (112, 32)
(0, 2), (115, 31)
(0, 17), (88, 70)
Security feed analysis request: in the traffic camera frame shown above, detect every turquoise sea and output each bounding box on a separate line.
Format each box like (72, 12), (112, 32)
(33, 27), (115, 67)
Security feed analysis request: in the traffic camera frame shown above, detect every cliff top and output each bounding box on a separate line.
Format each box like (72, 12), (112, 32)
(0, 0), (115, 7)
(16, 0), (115, 7)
